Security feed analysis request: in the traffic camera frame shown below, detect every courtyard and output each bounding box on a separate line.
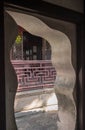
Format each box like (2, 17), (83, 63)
(15, 110), (59, 130)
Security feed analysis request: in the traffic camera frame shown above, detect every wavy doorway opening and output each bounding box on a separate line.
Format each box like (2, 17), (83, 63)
(5, 11), (76, 130)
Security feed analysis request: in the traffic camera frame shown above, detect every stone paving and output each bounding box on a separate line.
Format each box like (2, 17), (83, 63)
(15, 110), (59, 130)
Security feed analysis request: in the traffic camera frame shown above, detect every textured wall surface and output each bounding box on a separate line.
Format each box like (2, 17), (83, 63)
(5, 11), (76, 130)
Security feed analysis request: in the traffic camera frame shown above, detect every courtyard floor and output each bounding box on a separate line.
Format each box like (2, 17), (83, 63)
(15, 110), (59, 130)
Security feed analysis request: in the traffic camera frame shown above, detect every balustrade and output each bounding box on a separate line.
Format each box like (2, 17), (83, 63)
(11, 60), (56, 91)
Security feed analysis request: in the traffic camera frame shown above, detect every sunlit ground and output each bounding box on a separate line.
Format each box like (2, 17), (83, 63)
(15, 89), (59, 130)
(15, 110), (59, 130)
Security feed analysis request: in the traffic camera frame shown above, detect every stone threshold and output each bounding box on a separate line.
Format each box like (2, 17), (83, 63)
(16, 88), (55, 98)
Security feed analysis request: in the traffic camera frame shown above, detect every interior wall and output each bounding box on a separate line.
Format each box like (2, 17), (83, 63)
(4, 12), (18, 130)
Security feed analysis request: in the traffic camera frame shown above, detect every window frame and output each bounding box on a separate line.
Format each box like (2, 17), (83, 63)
(0, 1), (84, 130)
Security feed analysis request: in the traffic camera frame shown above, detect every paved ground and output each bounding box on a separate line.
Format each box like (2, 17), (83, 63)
(15, 110), (59, 130)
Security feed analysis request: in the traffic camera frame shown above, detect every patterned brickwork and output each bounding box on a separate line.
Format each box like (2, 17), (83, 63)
(11, 60), (56, 91)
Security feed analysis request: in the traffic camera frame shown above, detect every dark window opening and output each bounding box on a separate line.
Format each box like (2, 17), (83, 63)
(10, 26), (51, 61)
(23, 31), (42, 60)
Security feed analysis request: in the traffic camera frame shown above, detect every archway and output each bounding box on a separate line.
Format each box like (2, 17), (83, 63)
(5, 11), (76, 130)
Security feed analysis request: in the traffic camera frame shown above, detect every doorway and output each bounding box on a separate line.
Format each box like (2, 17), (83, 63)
(23, 31), (42, 60)
(5, 10), (76, 130)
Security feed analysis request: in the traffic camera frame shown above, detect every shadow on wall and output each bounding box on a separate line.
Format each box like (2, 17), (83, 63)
(5, 12), (18, 130)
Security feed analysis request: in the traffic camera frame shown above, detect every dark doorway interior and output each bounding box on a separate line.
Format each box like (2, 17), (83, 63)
(23, 31), (42, 60)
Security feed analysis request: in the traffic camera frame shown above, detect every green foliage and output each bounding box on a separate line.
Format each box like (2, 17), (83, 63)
(15, 35), (22, 44)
